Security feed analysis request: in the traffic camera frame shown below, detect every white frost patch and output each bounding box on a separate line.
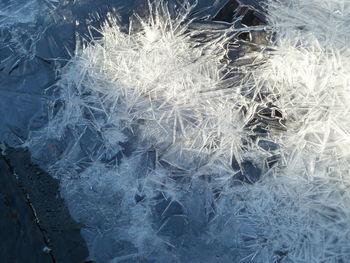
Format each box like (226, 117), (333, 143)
(225, 0), (350, 261)
(28, 0), (350, 262)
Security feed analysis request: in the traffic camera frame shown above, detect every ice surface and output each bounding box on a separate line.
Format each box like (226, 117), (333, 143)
(3, 0), (350, 262)
(0, 0), (149, 146)
(26, 1), (271, 262)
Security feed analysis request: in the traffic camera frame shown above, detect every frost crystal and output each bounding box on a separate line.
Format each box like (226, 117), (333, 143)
(28, 0), (350, 262)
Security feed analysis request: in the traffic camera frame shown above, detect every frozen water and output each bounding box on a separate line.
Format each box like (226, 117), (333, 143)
(26, 1), (269, 262)
(2, 0), (350, 262)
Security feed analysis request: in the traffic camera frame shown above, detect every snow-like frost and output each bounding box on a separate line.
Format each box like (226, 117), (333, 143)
(29, 0), (266, 175)
(27, 0), (350, 262)
(222, 0), (350, 262)
(29, 1), (264, 261)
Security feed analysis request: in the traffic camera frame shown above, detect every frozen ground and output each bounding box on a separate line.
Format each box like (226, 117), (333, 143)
(1, 0), (350, 263)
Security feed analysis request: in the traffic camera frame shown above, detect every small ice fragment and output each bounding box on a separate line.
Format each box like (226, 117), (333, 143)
(42, 246), (52, 254)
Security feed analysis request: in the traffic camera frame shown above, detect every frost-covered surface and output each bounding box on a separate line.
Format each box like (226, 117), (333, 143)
(232, 0), (350, 261)
(27, 0), (350, 262)
(0, 0), (54, 145)
(0, 0), (152, 146)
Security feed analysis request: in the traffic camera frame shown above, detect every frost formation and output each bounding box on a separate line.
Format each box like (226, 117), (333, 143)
(28, 0), (350, 262)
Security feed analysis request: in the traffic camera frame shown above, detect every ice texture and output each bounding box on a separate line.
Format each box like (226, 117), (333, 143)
(26, 0), (350, 262)
(0, 0), (152, 146)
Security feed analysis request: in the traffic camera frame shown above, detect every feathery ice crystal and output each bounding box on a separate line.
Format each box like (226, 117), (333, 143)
(228, 0), (350, 261)
(28, 0), (350, 262)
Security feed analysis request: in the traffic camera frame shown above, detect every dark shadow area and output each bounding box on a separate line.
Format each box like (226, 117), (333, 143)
(1, 147), (89, 263)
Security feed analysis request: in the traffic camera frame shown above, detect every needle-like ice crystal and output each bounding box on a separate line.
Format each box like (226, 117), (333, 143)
(28, 0), (350, 262)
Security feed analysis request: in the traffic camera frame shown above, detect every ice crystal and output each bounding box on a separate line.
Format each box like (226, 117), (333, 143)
(28, 0), (350, 262)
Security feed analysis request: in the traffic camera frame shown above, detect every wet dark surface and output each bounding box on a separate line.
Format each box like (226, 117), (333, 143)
(0, 148), (89, 263)
(0, 156), (53, 263)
